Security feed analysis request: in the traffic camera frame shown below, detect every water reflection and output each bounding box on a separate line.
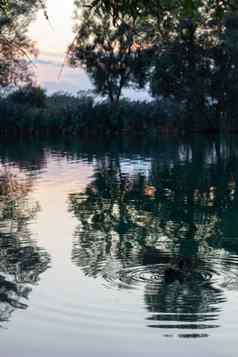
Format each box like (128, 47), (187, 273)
(0, 170), (50, 326)
(69, 140), (238, 338)
(0, 140), (46, 172)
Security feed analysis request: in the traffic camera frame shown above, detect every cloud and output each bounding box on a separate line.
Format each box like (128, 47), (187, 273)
(34, 53), (151, 100)
(34, 53), (92, 95)
(34, 59), (61, 67)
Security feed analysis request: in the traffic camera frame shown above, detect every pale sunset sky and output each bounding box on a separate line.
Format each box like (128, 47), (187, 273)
(29, 0), (150, 99)
(30, 0), (74, 56)
(29, 0), (91, 94)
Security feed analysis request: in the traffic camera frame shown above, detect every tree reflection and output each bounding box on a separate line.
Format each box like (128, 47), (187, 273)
(143, 259), (225, 337)
(69, 138), (238, 336)
(70, 139), (238, 261)
(0, 170), (50, 325)
(0, 140), (46, 172)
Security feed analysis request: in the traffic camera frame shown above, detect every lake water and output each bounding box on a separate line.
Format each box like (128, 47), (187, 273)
(0, 136), (238, 357)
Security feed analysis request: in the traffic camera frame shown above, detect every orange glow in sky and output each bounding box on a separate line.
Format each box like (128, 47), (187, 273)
(29, 0), (150, 99)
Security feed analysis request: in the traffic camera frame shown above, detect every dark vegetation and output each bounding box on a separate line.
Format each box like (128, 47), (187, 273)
(0, 87), (179, 136)
(1, 1), (238, 136)
(0, 85), (238, 136)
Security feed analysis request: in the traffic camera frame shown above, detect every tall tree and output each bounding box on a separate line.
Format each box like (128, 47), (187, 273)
(150, 10), (238, 131)
(0, 0), (46, 88)
(85, 1), (238, 19)
(69, 1), (153, 103)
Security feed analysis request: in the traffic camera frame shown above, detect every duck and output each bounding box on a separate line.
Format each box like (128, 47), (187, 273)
(164, 257), (193, 284)
(142, 247), (171, 266)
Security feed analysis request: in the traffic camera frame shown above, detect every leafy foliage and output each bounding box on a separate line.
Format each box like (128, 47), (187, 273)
(83, 0), (238, 25)
(69, 2), (153, 103)
(0, 0), (46, 87)
(9, 85), (47, 108)
(68, 1), (238, 131)
(0, 91), (178, 135)
(150, 11), (238, 130)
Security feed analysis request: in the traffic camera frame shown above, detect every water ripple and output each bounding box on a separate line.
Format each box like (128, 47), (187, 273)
(100, 254), (238, 337)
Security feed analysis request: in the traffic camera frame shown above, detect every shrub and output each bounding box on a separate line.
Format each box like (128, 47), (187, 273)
(9, 85), (47, 108)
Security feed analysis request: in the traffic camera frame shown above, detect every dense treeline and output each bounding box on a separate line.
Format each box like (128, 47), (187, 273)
(0, 88), (177, 136)
(1, 85), (238, 136)
(1, 1), (238, 135)
(67, 0), (238, 134)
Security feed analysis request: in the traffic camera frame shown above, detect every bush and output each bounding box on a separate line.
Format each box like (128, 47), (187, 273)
(0, 88), (233, 136)
(9, 85), (47, 108)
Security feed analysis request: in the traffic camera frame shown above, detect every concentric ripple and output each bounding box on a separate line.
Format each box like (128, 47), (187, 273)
(101, 254), (238, 338)
(103, 257), (218, 289)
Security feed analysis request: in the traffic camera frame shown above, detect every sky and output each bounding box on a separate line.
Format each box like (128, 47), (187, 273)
(28, 0), (150, 100)
(30, 0), (74, 56)
(29, 0), (90, 94)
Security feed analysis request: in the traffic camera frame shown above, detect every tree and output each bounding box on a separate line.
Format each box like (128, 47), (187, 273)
(0, 0), (46, 88)
(211, 14), (238, 129)
(9, 85), (47, 108)
(69, 1), (153, 103)
(0, 0), (47, 16)
(82, 1), (238, 30)
(73, 0), (238, 131)
(150, 19), (214, 130)
(150, 11), (238, 131)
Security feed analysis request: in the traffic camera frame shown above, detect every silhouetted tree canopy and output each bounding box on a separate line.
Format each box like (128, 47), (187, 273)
(0, 0), (46, 88)
(83, 0), (238, 25)
(69, 0), (238, 127)
(150, 10), (238, 130)
(69, 2), (153, 102)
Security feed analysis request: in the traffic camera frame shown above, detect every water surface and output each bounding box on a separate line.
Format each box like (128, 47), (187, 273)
(0, 137), (238, 356)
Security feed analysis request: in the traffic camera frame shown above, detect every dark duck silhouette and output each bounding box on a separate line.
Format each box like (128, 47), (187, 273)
(164, 257), (193, 284)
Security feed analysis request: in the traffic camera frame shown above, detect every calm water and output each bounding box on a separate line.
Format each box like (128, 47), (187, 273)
(0, 137), (238, 356)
